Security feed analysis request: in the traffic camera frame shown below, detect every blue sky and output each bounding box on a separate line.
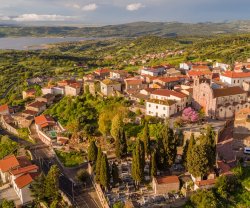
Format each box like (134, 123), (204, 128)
(0, 0), (249, 25)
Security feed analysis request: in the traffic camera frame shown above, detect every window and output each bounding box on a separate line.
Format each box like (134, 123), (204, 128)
(163, 107), (166, 110)
(148, 104), (151, 107)
(220, 109), (223, 112)
(234, 80), (236, 84)
(229, 107), (231, 110)
(156, 105), (158, 109)
(163, 114), (165, 117)
(238, 80), (240, 83)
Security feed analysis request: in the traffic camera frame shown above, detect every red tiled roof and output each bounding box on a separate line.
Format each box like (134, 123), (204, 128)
(221, 71), (250, 78)
(155, 175), (179, 184)
(188, 70), (212, 77)
(68, 82), (81, 89)
(191, 65), (210, 71)
(213, 86), (246, 98)
(195, 179), (216, 187)
(14, 173), (33, 189)
(58, 79), (77, 86)
(22, 110), (37, 116)
(35, 114), (55, 126)
(156, 77), (181, 83)
(10, 164), (38, 176)
(152, 89), (187, 99)
(125, 79), (143, 85)
(95, 68), (110, 74)
(0, 155), (20, 173)
(27, 101), (46, 109)
(0, 104), (9, 113)
(142, 88), (155, 93)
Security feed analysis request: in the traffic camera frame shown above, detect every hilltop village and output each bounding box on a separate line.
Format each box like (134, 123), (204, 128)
(1, 58), (250, 208)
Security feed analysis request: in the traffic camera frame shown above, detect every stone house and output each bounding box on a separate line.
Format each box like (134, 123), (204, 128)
(100, 79), (122, 96)
(152, 175), (180, 194)
(22, 89), (36, 100)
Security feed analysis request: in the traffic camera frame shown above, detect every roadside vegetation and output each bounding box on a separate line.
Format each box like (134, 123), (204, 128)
(0, 135), (18, 159)
(55, 149), (86, 167)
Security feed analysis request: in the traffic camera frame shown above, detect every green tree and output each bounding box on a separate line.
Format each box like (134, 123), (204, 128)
(189, 189), (219, 208)
(88, 140), (98, 163)
(30, 173), (46, 202)
(0, 199), (15, 208)
(188, 144), (210, 178)
(142, 122), (150, 157)
(186, 133), (195, 170)
(111, 114), (124, 140)
(156, 136), (166, 170)
(182, 140), (189, 167)
(100, 154), (110, 190)
(98, 113), (111, 136)
(95, 147), (103, 183)
(76, 169), (89, 183)
(112, 201), (124, 208)
(150, 151), (157, 177)
(161, 123), (177, 167)
(115, 129), (127, 159)
(131, 139), (145, 186)
(111, 163), (120, 185)
(45, 165), (60, 201)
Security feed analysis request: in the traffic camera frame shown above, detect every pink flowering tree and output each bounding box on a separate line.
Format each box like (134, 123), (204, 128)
(182, 107), (199, 123)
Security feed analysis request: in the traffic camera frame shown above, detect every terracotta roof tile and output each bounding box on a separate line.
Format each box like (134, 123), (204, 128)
(213, 86), (246, 98)
(0, 155), (20, 172)
(35, 115), (55, 126)
(155, 175), (179, 184)
(156, 77), (181, 83)
(195, 179), (216, 187)
(14, 173), (33, 189)
(10, 164), (38, 176)
(152, 89), (187, 99)
(221, 71), (250, 78)
(0, 104), (9, 113)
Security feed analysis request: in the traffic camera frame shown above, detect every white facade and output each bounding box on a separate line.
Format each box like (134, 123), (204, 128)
(179, 63), (191, 70)
(100, 82), (121, 96)
(146, 101), (177, 118)
(220, 75), (250, 87)
(214, 62), (230, 71)
(65, 85), (81, 96)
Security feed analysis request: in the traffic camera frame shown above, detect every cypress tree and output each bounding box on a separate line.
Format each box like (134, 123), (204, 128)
(161, 123), (177, 167)
(30, 173), (46, 201)
(88, 140), (98, 163)
(142, 122), (150, 157)
(111, 163), (120, 185)
(156, 136), (166, 170)
(182, 140), (189, 167)
(186, 133), (195, 172)
(150, 151), (157, 177)
(95, 147), (103, 183)
(188, 144), (210, 178)
(131, 139), (145, 187)
(45, 165), (60, 200)
(100, 154), (110, 190)
(115, 128), (127, 159)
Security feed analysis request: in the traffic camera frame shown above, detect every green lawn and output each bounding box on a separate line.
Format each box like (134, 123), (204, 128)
(55, 149), (86, 167)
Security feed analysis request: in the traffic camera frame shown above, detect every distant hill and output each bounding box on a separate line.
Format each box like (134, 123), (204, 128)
(0, 21), (250, 37)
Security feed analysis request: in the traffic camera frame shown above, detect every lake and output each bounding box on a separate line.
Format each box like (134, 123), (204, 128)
(0, 37), (92, 50)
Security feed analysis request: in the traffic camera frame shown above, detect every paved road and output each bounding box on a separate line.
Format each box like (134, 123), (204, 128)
(0, 82), (15, 99)
(32, 147), (100, 208)
(0, 128), (100, 208)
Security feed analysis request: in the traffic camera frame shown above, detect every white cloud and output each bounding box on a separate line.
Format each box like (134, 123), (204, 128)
(0, 16), (11, 21)
(12, 14), (74, 21)
(72, 4), (81, 9)
(82, 3), (98, 11)
(126, 3), (144, 11)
